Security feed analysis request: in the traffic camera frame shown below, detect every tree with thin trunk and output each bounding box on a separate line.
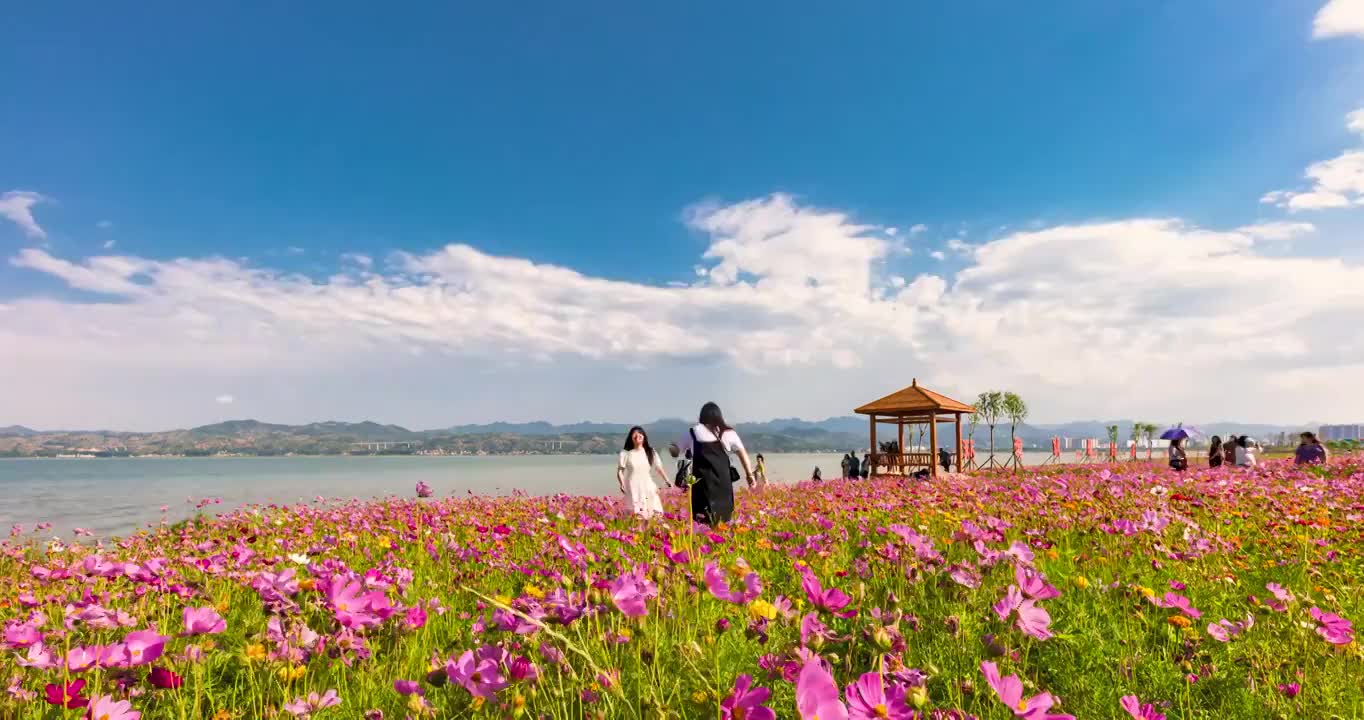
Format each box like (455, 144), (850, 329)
(1107, 425), (1120, 461)
(1002, 392), (1028, 471)
(977, 391), (1005, 469)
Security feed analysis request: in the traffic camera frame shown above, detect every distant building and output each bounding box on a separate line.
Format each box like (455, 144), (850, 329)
(1319, 424), (1364, 442)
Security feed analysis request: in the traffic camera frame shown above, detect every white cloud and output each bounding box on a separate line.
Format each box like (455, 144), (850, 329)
(1314, 0), (1364, 39)
(96, 220), (114, 230)
(1262, 107), (1364, 211)
(5, 194), (1364, 428)
(1235, 221), (1317, 241)
(103, 240), (117, 250)
(909, 224), (928, 235)
(929, 250), (946, 261)
(215, 394), (234, 405)
(0, 191), (48, 239)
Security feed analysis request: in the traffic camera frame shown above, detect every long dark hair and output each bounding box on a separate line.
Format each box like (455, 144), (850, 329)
(623, 426), (655, 464)
(698, 402), (731, 438)
(1209, 435), (1222, 456)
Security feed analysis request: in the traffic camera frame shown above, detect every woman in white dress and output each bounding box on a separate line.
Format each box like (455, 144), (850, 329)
(618, 426), (668, 519)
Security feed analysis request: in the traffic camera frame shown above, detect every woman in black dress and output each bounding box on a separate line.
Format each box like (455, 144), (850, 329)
(669, 402), (755, 525)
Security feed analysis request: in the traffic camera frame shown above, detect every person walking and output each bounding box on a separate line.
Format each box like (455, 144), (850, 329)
(753, 453), (770, 489)
(1294, 432), (1329, 466)
(1207, 436), (1224, 468)
(1167, 436), (1188, 471)
(617, 426), (668, 519)
(669, 402), (755, 525)
(938, 447), (953, 473)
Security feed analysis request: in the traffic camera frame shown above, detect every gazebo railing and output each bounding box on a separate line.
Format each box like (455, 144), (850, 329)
(871, 451), (936, 475)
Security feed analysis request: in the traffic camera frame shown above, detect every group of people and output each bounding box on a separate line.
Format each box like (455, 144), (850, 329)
(614, 402), (767, 525)
(1166, 431), (1329, 471)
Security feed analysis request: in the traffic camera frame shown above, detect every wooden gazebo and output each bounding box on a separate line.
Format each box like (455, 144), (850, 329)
(855, 379), (975, 477)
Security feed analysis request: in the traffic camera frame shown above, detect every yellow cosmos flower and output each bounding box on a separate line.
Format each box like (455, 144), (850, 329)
(276, 664), (306, 682)
(523, 584), (545, 599)
(244, 643), (267, 662)
(1073, 576), (1090, 590)
(748, 600), (778, 621)
(1167, 615), (1191, 628)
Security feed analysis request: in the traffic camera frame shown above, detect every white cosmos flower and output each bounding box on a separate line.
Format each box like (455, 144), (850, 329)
(289, 553), (310, 565)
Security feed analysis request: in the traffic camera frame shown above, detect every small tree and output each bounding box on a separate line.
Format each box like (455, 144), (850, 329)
(977, 391), (1005, 469)
(1107, 425), (1120, 461)
(1002, 392), (1028, 471)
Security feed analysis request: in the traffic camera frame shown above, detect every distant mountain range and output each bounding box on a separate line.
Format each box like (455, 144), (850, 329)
(0, 416), (1316, 458)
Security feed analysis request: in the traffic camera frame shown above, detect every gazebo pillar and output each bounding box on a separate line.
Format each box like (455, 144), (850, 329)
(929, 415), (939, 477)
(869, 414), (877, 472)
(955, 414), (963, 473)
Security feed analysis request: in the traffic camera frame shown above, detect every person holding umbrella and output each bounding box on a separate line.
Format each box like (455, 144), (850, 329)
(1159, 424), (1200, 471)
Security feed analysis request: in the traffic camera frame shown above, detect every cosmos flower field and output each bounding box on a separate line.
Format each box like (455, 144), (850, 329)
(2, 457), (1362, 719)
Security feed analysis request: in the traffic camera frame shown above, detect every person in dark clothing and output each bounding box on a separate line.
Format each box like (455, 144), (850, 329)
(668, 402), (755, 525)
(860, 453), (871, 478)
(1208, 436), (1223, 468)
(938, 448), (952, 473)
(811, 466), (823, 482)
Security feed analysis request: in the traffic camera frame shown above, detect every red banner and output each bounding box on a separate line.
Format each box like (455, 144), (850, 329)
(1051, 437), (1061, 455)
(1013, 437), (1024, 458)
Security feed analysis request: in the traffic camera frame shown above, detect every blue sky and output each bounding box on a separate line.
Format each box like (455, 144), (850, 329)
(4, 1), (1364, 429)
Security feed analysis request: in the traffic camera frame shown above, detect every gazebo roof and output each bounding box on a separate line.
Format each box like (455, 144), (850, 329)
(854, 379), (975, 416)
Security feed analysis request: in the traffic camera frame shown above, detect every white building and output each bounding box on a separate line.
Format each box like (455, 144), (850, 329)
(1319, 424), (1364, 442)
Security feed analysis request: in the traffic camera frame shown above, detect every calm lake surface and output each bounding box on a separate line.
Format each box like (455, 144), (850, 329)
(0, 451), (1072, 539)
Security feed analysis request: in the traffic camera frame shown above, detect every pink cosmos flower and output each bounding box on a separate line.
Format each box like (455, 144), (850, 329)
(446, 648), (509, 699)
(1004, 541), (1035, 566)
(44, 679), (88, 709)
(121, 629), (168, 666)
(795, 657), (848, 720)
(1309, 607), (1354, 645)
(1205, 615), (1253, 643)
(283, 689), (341, 717)
(608, 569), (657, 618)
(1147, 592), (1202, 619)
(1119, 694), (1166, 720)
(1265, 583), (1294, 612)
(17, 642), (58, 670)
(66, 646), (98, 673)
(799, 567), (856, 618)
(845, 672), (913, 720)
(720, 674), (775, 720)
(980, 661), (1073, 719)
(415, 481), (433, 498)
(393, 680), (423, 696)
(3, 622), (42, 648)
(994, 586), (1054, 641)
(86, 694), (141, 720)
(1015, 566), (1061, 600)
(704, 563), (763, 604)
(182, 607), (226, 636)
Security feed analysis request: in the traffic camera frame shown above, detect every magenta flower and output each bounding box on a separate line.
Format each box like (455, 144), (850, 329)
(795, 657), (848, 720)
(1119, 694), (1166, 720)
(845, 672), (913, 720)
(415, 481), (433, 498)
(798, 567), (856, 618)
(720, 674), (775, 720)
(980, 661), (1073, 719)
(704, 563), (763, 604)
(43, 679), (88, 709)
(1265, 583), (1294, 612)
(393, 680), (423, 696)
(65, 646), (98, 673)
(1278, 683), (1301, 699)
(608, 570), (654, 618)
(182, 607), (226, 636)
(16, 641), (58, 670)
(1147, 592), (1202, 619)
(446, 649), (509, 699)
(122, 629), (168, 666)
(994, 586), (1053, 640)
(86, 694), (141, 720)
(1015, 566), (1061, 600)
(149, 666), (184, 690)
(3, 622), (41, 648)
(1309, 607), (1354, 645)
(283, 689), (341, 717)
(994, 585), (1024, 621)
(1205, 615), (1253, 643)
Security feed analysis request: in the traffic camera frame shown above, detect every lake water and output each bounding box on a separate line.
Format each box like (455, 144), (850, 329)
(0, 451), (1074, 539)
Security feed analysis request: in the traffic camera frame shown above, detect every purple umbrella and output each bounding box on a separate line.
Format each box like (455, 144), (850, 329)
(1159, 424), (1202, 441)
